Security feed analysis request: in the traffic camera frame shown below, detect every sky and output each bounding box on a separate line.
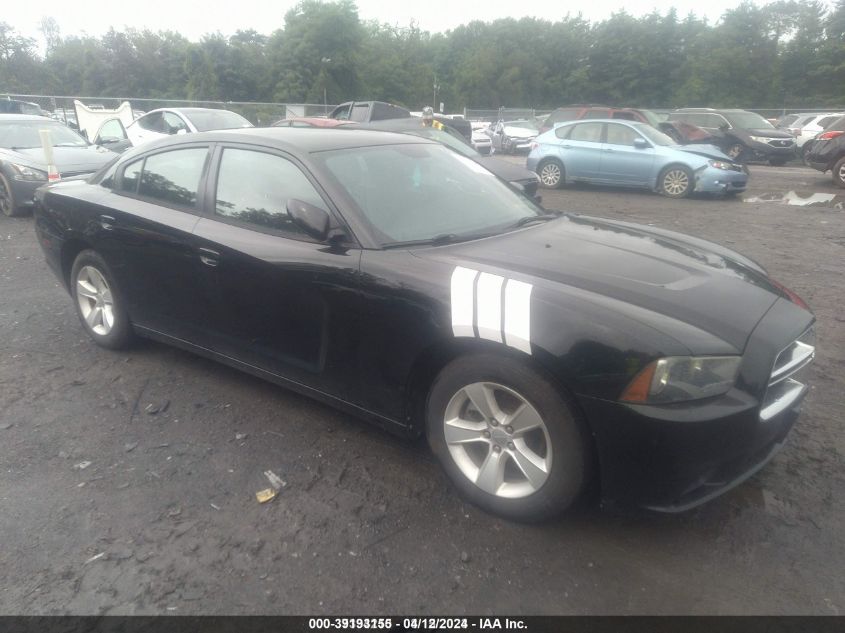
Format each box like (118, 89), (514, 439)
(4, 0), (825, 44)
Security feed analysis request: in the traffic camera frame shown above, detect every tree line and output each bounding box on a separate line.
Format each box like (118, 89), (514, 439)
(1, 0), (844, 111)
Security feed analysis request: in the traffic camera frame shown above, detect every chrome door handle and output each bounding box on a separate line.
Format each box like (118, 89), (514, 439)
(99, 215), (115, 230)
(198, 247), (220, 267)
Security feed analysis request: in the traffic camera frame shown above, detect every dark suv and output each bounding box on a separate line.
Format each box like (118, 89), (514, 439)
(669, 109), (795, 165)
(806, 115), (845, 188)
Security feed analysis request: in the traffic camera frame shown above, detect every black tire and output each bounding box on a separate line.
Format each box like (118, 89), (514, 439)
(426, 353), (592, 522)
(802, 143), (814, 166)
(657, 165), (694, 198)
(537, 158), (565, 189)
(70, 249), (134, 350)
(832, 157), (845, 189)
(0, 172), (24, 217)
(725, 143), (746, 161)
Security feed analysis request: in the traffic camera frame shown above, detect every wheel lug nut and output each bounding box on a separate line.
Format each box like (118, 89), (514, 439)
(507, 441), (515, 450)
(490, 419), (499, 427)
(505, 426), (513, 434)
(492, 445), (501, 453)
(482, 430), (491, 439)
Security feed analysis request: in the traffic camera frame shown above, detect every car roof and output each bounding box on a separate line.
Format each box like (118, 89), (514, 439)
(128, 127), (435, 155)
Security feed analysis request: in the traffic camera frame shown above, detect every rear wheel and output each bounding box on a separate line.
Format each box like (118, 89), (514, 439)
(658, 165), (694, 198)
(802, 143), (814, 166)
(70, 250), (134, 349)
(834, 157), (845, 189)
(0, 173), (23, 217)
(426, 353), (592, 521)
(537, 159), (564, 189)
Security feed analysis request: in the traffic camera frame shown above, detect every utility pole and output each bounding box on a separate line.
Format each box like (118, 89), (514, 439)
(433, 75), (440, 112)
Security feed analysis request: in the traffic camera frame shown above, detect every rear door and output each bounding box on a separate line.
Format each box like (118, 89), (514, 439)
(556, 122), (604, 180)
(95, 144), (213, 343)
(191, 144), (362, 398)
(598, 123), (655, 185)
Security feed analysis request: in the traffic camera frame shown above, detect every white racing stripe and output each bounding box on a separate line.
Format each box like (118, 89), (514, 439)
(476, 273), (505, 343)
(450, 266), (533, 354)
(503, 279), (533, 354)
(451, 266), (478, 337)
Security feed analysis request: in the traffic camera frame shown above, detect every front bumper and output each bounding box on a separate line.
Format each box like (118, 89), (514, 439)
(695, 166), (748, 193)
(746, 141), (796, 161)
(580, 298), (814, 512)
(9, 178), (44, 209)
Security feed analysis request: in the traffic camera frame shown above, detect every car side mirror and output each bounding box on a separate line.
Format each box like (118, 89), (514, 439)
(175, 128), (188, 135)
(633, 137), (650, 149)
(287, 199), (330, 241)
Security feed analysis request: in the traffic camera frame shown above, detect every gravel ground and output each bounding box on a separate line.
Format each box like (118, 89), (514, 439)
(0, 163), (843, 615)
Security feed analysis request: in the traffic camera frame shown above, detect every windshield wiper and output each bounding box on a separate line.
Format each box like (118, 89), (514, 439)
(382, 232), (483, 249)
(510, 213), (560, 228)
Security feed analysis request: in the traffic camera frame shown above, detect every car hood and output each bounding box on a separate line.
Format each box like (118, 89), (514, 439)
(673, 144), (732, 161)
(503, 126), (537, 139)
(2, 145), (114, 174)
(417, 214), (785, 350)
(475, 156), (538, 183)
(472, 131), (491, 142)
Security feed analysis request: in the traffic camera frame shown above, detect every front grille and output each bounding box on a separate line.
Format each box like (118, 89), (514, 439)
(767, 139), (794, 148)
(760, 327), (814, 421)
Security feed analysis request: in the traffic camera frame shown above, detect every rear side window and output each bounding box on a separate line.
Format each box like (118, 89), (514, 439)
(214, 148), (327, 239)
(120, 159), (143, 193)
(817, 116), (840, 129)
(137, 112), (164, 132)
(569, 122), (603, 142)
(137, 148), (208, 208)
(828, 116), (845, 132)
(605, 124), (638, 145)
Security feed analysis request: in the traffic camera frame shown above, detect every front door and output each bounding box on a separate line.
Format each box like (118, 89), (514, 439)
(192, 145), (362, 399)
(598, 123), (655, 185)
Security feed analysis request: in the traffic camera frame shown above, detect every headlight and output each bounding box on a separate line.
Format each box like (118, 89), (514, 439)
(708, 160), (734, 170)
(10, 163), (48, 182)
(620, 356), (741, 404)
(749, 136), (771, 143)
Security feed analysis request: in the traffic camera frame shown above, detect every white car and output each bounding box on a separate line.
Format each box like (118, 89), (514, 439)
(794, 112), (844, 148)
(489, 120), (539, 154)
(125, 108), (252, 147)
(470, 123), (493, 155)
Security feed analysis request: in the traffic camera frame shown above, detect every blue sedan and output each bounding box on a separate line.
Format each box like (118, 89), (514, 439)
(526, 120), (748, 198)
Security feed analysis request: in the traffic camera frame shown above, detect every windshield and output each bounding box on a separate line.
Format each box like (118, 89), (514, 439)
(316, 143), (544, 246)
(0, 120), (89, 148)
(638, 125), (676, 146)
(724, 112), (774, 130)
(403, 127), (479, 158)
(186, 110), (253, 132)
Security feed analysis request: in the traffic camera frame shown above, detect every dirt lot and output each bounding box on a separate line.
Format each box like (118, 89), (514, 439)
(0, 163), (843, 615)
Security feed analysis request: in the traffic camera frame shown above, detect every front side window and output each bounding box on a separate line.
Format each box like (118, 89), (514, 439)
(214, 148), (327, 238)
(137, 148), (207, 207)
(569, 122), (604, 143)
(723, 111), (773, 129)
(605, 124), (638, 146)
(546, 109), (578, 125)
(97, 119), (127, 142)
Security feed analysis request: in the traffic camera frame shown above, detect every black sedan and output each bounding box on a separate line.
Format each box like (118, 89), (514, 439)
(34, 128), (815, 521)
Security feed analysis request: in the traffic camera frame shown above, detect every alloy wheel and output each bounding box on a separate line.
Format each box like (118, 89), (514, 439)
(662, 169), (690, 196)
(539, 162), (561, 187)
(0, 177), (13, 217)
(76, 266), (116, 336)
(838, 162), (845, 183)
(443, 382), (552, 499)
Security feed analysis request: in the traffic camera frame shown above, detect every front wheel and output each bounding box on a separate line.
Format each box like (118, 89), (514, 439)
(833, 157), (845, 189)
(537, 159), (564, 189)
(70, 250), (134, 349)
(426, 353), (592, 522)
(658, 165), (694, 198)
(0, 172), (24, 217)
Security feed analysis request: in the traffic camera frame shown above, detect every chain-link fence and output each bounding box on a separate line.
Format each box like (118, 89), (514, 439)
(1, 94), (338, 126)
(466, 106), (845, 123)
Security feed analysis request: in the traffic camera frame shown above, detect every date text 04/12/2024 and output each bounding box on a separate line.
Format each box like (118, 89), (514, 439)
(307, 618), (527, 630)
